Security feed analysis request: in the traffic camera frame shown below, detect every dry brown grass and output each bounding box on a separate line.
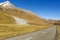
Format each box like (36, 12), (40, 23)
(57, 26), (60, 40)
(0, 10), (15, 24)
(0, 24), (49, 39)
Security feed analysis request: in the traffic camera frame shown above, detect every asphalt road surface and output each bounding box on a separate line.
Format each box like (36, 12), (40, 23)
(5, 26), (56, 40)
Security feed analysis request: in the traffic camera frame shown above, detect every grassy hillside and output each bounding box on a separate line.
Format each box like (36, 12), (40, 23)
(0, 7), (15, 24)
(1, 7), (51, 25)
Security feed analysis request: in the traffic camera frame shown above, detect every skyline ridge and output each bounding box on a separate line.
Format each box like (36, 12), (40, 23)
(0, 0), (60, 20)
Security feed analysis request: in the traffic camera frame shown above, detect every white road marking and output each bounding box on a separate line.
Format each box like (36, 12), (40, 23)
(25, 37), (32, 40)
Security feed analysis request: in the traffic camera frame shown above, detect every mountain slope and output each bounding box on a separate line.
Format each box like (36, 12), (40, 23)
(0, 7), (15, 24)
(0, 1), (51, 25)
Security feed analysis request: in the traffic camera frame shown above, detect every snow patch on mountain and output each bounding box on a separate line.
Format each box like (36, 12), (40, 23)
(13, 16), (29, 25)
(0, 1), (16, 8)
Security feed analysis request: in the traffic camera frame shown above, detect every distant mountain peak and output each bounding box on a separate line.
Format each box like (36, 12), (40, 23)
(0, 1), (16, 9)
(5, 1), (10, 3)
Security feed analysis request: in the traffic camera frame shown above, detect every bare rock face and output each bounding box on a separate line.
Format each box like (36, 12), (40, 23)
(13, 16), (29, 25)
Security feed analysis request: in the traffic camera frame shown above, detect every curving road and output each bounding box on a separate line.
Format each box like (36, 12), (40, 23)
(5, 26), (56, 40)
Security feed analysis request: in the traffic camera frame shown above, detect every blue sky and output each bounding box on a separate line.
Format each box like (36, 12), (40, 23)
(0, 0), (60, 20)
